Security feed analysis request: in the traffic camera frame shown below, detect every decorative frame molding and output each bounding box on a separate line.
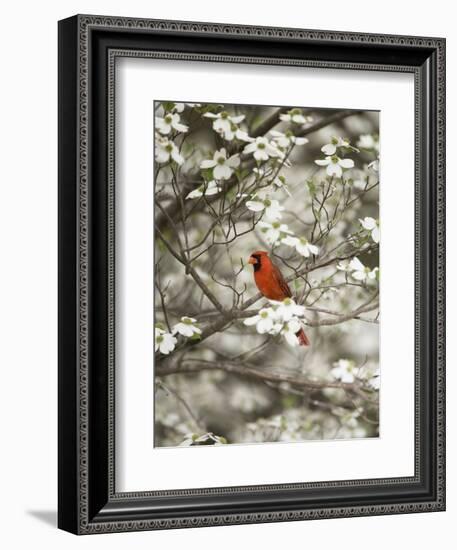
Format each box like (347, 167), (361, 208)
(58, 14), (445, 534)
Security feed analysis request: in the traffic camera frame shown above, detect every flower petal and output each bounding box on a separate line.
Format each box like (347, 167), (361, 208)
(296, 243), (310, 257)
(351, 271), (366, 281)
(292, 114), (306, 124)
(371, 226), (380, 243)
(226, 155), (240, 168)
(293, 137), (309, 146)
(281, 235), (299, 247)
(321, 143), (337, 155)
(308, 244), (319, 255)
(254, 150), (269, 162)
(284, 330), (299, 346)
(257, 318), (274, 333)
(349, 257), (365, 271)
(173, 122), (189, 133)
(244, 315), (260, 326)
(339, 158), (355, 169)
(186, 188), (203, 199)
(213, 164), (231, 180)
(235, 129), (253, 142)
(360, 217), (376, 230)
(156, 149), (170, 163)
(213, 118), (231, 134)
(287, 319), (301, 333)
(243, 142), (257, 154)
(246, 200), (265, 212)
(171, 150), (184, 165)
(327, 163), (342, 177)
(200, 159), (217, 169)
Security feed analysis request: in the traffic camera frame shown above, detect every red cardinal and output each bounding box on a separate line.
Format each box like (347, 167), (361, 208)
(248, 250), (310, 346)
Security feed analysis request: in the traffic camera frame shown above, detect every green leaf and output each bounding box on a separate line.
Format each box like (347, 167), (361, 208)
(282, 394), (299, 409)
(306, 179), (316, 196)
(161, 101), (175, 113)
(200, 168), (214, 181)
(293, 279), (302, 292)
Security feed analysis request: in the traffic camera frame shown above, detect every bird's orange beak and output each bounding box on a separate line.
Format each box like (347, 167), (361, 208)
(248, 256), (257, 265)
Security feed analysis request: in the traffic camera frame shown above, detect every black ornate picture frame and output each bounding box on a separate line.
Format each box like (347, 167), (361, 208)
(58, 14), (446, 534)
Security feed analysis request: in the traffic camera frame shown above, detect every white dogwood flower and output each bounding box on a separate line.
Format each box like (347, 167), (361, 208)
(280, 318), (303, 346)
(331, 358), (357, 383)
(186, 180), (221, 199)
(271, 298), (306, 321)
(243, 302), (307, 347)
(155, 136), (184, 165)
(349, 257), (379, 282)
(257, 220), (292, 244)
(359, 217), (380, 243)
(270, 130), (309, 149)
(204, 111), (246, 140)
(357, 134), (379, 151)
(155, 112), (189, 135)
(200, 148), (240, 180)
(321, 136), (358, 156)
(281, 235), (319, 257)
(155, 327), (177, 355)
(243, 137), (284, 161)
(246, 197), (284, 221)
(243, 307), (277, 334)
(172, 317), (202, 338)
(262, 198), (284, 220)
(315, 155), (354, 177)
(280, 108), (313, 125)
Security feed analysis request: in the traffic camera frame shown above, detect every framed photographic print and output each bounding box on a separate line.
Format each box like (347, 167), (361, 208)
(58, 14), (446, 534)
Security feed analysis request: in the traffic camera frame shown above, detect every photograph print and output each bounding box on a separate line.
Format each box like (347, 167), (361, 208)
(154, 100), (380, 448)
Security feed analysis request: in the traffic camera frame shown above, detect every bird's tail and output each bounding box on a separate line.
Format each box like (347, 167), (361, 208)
(296, 328), (310, 347)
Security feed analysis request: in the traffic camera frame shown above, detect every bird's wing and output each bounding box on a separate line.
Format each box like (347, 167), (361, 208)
(271, 262), (292, 298)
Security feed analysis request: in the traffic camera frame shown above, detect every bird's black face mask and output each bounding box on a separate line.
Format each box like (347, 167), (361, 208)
(249, 254), (262, 272)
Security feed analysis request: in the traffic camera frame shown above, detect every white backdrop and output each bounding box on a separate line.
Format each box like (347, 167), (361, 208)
(0, 1), (453, 549)
(116, 59), (415, 491)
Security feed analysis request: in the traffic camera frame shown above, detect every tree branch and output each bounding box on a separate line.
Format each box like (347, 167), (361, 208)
(156, 358), (374, 397)
(155, 109), (362, 231)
